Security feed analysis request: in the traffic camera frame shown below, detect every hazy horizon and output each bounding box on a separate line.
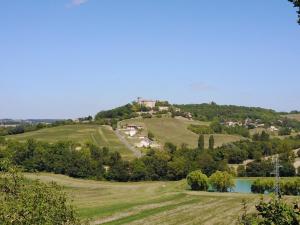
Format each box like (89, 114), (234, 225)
(1, 0), (300, 119)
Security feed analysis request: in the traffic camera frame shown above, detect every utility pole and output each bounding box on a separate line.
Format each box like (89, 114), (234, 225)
(272, 155), (282, 199)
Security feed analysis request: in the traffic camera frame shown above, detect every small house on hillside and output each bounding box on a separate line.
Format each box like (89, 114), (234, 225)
(124, 129), (137, 137)
(269, 126), (279, 132)
(136, 137), (152, 148)
(122, 124), (143, 137)
(158, 106), (169, 111)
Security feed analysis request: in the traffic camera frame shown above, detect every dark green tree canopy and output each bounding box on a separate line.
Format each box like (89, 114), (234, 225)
(289, 0), (300, 24)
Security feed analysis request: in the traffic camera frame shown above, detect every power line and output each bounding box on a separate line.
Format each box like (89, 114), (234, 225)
(271, 155), (282, 199)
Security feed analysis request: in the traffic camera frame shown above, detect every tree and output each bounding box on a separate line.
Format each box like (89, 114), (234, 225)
(260, 131), (270, 141)
(237, 165), (246, 177)
(288, 0), (300, 25)
(130, 159), (147, 181)
(238, 197), (300, 225)
(279, 127), (292, 136)
(209, 135), (214, 150)
(209, 171), (235, 192)
(148, 131), (155, 141)
(186, 170), (209, 191)
(164, 142), (177, 154)
(198, 135), (205, 150)
(0, 162), (80, 225)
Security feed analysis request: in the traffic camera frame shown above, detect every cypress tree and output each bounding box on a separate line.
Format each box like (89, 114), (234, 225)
(209, 135), (214, 150)
(198, 135), (205, 150)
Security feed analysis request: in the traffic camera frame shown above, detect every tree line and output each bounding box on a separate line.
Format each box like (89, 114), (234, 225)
(1, 132), (300, 182)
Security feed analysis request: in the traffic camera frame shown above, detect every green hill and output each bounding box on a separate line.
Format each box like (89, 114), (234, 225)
(175, 103), (279, 122)
(7, 124), (134, 159)
(120, 117), (244, 148)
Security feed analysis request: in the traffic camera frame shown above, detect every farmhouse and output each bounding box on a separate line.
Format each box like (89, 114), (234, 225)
(136, 137), (152, 148)
(124, 128), (137, 137)
(137, 97), (156, 108)
(158, 106), (169, 111)
(122, 124), (143, 137)
(269, 126), (279, 132)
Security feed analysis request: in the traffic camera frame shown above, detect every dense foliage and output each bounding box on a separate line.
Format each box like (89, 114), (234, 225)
(215, 134), (300, 162)
(0, 139), (232, 182)
(1, 130), (299, 183)
(188, 123), (250, 137)
(0, 163), (80, 225)
(95, 104), (139, 128)
(209, 171), (235, 192)
(188, 124), (213, 134)
(289, 0), (300, 25)
(176, 103), (300, 132)
(239, 197), (300, 225)
(186, 170), (209, 191)
(175, 103), (279, 122)
(251, 178), (300, 195)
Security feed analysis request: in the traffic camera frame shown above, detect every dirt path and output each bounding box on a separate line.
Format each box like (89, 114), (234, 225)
(114, 129), (142, 158)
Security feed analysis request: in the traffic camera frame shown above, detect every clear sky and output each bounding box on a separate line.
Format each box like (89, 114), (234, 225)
(1, 0), (299, 119)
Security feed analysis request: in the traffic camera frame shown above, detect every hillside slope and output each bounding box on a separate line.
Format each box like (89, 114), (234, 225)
(7, 124), (134, 159)
(284, 114), (300, 122)
(120, 117), (244, 148)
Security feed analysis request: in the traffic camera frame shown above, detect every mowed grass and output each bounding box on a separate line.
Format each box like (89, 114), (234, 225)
(120, 117), (244, 148)
(24, 173), (299, 225)
(7, 124), (134, 159)
(283, 114), (300, 121)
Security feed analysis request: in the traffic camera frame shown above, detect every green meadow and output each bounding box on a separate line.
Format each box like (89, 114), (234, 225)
(23, 173), (268, 225)
(7, 124), (134, 160)
(120, 117), (244, 149)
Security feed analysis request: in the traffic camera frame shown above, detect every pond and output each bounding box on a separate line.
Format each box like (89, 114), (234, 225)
(208, 179), (254, 193)
(231, 179), (253, 193)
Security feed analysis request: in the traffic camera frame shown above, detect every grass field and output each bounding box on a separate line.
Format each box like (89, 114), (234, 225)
(22, 173), (254, 225)
(7, 124), (134, 159)
(120, 117), (244, 149)
(23, 173), (299, 225)
(283, 114), (300, 121)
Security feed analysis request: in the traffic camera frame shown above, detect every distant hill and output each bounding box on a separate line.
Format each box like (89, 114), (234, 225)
(7, 124), (134, 160)
(175, 103), (280, 122)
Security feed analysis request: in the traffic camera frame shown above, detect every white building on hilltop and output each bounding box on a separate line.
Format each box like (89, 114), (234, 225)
(137, 97), (156, 108)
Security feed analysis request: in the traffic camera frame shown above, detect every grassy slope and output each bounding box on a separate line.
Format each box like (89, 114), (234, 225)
(7, 124), (134, 159)
(24, 173), (298, 225)
(284, 114), (300, 121)
(120, 117), (244, 148)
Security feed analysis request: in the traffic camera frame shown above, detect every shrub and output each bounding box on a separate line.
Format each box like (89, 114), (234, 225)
(278, 127), (292, 136)
(187, 170), (209, 191)
(238, 197), (300, 225)
(251, 178), (300, 196)
(237, 165), (246, 177)
(148, 131), (155, 141)
(0, 163), (80, 225)
(251, 179), (274, 194)
(209, 171), (235, 192)
(188, 124), (213, 134)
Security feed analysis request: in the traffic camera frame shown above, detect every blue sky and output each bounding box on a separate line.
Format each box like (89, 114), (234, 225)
(0, 0), (299, 119)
